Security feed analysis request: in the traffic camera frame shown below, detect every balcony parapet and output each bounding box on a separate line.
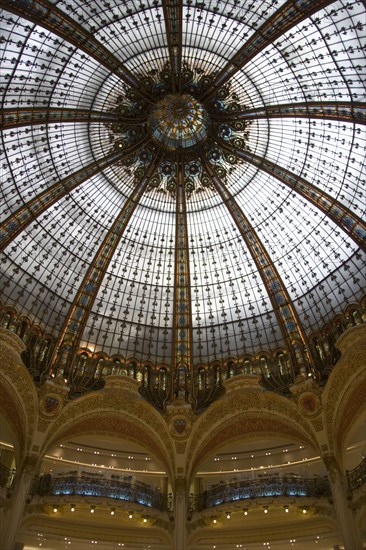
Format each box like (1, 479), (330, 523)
(30, 473), (168, 511)
(347, 457), (366, 491)
(189, 475), (331, 512)
(0, 464), (16, 488)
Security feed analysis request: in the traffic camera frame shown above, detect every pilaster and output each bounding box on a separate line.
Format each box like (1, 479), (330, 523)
(0, 455), (41, 550)
(323, 454), (363, 550)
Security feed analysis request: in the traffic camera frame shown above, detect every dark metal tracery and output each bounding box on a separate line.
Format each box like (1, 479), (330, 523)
(1, 0), (154, 102)
(199, 0), (336, 102)
(1, 0), (365, 411)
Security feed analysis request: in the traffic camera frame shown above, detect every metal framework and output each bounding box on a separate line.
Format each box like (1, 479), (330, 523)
(1, 108), (146, 130)
(0, 139), (149, 251)
(200, 0), (335, 101)
(52, 150), (162, 373)
(1, 0), (365, 406)
(162, 0), (183, 93)
(1, 0), (154, 102)
(201, 156), (312, 375)
(212, 102), (366, 126)
(218, 141), (366, 252)
(170, 157), (193, 401)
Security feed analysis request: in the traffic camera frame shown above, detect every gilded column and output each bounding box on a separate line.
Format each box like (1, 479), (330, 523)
(173, 477), (188, 550)
(1, 455), (40, 550)
(323, 455), (363, 550)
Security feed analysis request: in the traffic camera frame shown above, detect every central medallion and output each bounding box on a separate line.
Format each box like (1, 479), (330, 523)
(148, 94), (210, 150)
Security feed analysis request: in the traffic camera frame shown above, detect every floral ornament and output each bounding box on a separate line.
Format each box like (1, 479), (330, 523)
(106, 62), (252, 199)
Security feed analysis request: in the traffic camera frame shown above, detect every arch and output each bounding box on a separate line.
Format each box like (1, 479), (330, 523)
(0, 377), (26, 467)
(41, 412), (173, 481)
(0, 329), (38, 464)
(189, 413), (317, 483)
(335, 370), (366, 463)
(186, 383), (318, 482)
(38, 379), (175, 482)
(322, 323), (366, 457)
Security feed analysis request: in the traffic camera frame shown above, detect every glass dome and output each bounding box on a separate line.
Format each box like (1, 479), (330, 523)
(148, 94), (210, 150)
(0, 0), (365, 406)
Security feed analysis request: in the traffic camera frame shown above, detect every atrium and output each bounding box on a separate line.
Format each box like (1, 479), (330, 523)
(0, 0), (365, 548)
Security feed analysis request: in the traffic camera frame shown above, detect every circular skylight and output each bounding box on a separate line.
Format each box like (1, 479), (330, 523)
(149, 94), (210, 150)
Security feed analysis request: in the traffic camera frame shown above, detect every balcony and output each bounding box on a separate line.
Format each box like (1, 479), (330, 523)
(190, 475), (332, 512)
(347, 457), (366, 491)
(0, 464), (15, 488)
(30, 473), (168, 511)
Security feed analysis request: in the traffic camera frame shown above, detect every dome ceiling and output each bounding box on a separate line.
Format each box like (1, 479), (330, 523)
(0, 0), (365, 375)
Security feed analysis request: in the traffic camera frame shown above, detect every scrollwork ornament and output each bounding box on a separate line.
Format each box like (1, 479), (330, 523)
(105, 62), (251, 200)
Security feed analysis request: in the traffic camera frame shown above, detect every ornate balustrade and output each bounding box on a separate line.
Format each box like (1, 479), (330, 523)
(1, 295), (365, 408)
(347, 457), (366, 491)
(0, 464), (15, 488)
(189, 476), (331, 512)
(30, 474), (167, 511)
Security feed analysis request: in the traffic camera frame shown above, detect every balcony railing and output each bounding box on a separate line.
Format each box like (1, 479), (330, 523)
(347, 457), (366, 491)
(30, 474), (167, 511)
(189, 476), (331, 512)
(0, 464), (15, 488)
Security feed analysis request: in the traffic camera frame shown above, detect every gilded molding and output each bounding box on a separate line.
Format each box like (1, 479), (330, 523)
(335, 376), (366, 456)
(175, 441), (187, 454)
(0, 382), (25, 457)
(186, 383), (318, 479)
(322, 324), (366, 455)
(0, 329), (38, 456)
(38, 381), (175, 478)
(188, 516), (337, 545)
(20, 513), (173, 544)
(190, 414), (316, 479)
(46, 415), (170, 474)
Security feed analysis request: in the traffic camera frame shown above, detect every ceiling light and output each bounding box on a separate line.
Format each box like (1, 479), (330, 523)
(243, 508), (248, 516)
(263, 506), (269, 513)
(53, 505), (58, 513)
(284, 505), (289, 512)
(143, 515), (148, 523)
(110, 508), (116, 515)
(90, 505), (96, 513)
(226, 512), (231, 519)
(128, 512), (133, 519)
(302, 507), (308, 514)
(70, 504), (75, 512)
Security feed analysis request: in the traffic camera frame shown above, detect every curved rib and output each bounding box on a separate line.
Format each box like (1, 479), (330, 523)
(1, 0), (154, 103)
(162, 0), (183, 92)
(53, 151), (161, 370)
(200, 0), (334, 102)
(1, 107), (147, 130)
(201, 155), (312, 374)
(0, 138), (149, 251)
(170, 157), (193, 402)
(212, 102), (366, 125)
(218, 140), (366, 251)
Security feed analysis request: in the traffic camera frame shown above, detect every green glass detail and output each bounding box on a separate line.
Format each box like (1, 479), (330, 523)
(148, 94), (210, 150)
